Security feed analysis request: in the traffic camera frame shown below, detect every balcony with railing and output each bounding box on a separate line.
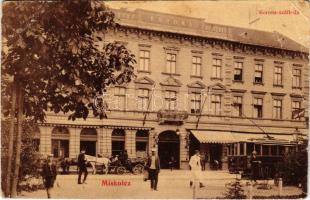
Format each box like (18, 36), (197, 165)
(157, 109), (189, 125)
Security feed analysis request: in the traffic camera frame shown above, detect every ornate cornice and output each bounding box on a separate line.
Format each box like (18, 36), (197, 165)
(111, 25), (308, 61)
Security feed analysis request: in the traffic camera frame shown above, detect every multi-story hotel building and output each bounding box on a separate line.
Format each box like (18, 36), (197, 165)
(36, 8), (309, 170)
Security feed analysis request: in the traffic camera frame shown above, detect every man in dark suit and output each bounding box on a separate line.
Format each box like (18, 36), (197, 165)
(77, 149), (88, 184)
(146, 148), (160, 191)
(41, 154), (57, 198)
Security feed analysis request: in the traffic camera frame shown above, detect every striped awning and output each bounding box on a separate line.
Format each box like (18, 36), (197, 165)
(191, 130), (237, 144)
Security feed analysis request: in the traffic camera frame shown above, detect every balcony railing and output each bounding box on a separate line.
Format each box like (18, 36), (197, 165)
(157, 109), (189, 125)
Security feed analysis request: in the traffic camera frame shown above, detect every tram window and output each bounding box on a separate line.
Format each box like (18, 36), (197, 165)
(240, 143), (244, 155)
(255, 144), (261, 155)
(279, 146), (285, 155)
(271, 146), (277, 155)
(262, 145), (269, 155)
(247, 143), (254, 155)
(234, 144), (238, 155)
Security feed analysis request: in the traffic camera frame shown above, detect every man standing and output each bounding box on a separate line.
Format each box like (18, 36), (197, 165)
(41, 154), (57, 198)
(146, 148), (160, 191)
(77, 148), (88, 184)
(189, 150), (205, 188)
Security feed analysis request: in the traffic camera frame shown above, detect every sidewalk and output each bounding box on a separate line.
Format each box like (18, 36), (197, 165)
(19, 170), (303, 199)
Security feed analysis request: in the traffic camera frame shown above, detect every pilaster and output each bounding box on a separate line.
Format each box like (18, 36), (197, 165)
(68, 127), (81, 158)
(39, 126), (53, 155)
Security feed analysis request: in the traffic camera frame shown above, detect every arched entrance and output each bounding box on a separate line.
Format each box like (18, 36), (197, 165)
(158, 130), (180, 169)
(80, 128), (97, 156)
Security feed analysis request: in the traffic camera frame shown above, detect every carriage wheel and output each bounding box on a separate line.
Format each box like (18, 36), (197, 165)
(132, 164), (144, 175)
(116, 166), (126, 175)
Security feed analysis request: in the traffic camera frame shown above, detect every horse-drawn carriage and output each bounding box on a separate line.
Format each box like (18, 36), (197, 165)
(85, 155), (146, 175)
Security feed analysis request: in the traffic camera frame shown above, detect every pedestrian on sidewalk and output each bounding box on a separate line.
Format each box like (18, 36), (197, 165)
(250, 150), (261, 184)
(168, 156), (176, 171)
(77, 148), (88, 184)
(189, 150), (205, 188)
(146, 148), (160, 191)
(41, 154), (57, 198)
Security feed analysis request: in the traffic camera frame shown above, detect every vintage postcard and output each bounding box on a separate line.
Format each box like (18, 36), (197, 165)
(1, 0), (309, 199)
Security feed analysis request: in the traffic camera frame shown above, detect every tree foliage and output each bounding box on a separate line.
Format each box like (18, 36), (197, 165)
(2, 0), (136, 122)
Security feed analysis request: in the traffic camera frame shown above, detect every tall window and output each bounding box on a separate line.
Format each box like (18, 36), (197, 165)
(190, 93), (201, 114)
(165, 91), (177, 110)
(254, 64), (263, 83)
(137, 89), (149, 111)
(211, 94), (221, 115)
(274, 66), (283, 86)
(233, 62), (243, 81)
(114, 87), (126, 110)
(166, 53), (176, 74)
(292, 68), (301, 88)
(191, 56), (202, 76)
(233, 96), (242, 117)
(212, 58), (222, 79)
(253, 98), (263, 118)
(139, 50), (150, 71)
(292, 101), (302, 120)
(273, 99), (282, 119)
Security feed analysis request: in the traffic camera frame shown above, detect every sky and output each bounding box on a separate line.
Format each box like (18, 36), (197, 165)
(106, 1), (310, 48)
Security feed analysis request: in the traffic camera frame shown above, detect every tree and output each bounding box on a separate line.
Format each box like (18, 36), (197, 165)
(1, 120), (42, 193)
(2, 0), (136, 197)
(223, 179), (246, 199)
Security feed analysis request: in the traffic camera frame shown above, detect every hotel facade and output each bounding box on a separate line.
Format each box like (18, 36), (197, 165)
(36, 8), (309, 170)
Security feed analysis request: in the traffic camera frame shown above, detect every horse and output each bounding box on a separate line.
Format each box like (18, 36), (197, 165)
(85, 155), (111, 174)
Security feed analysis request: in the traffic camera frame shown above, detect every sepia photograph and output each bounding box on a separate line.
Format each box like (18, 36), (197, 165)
(1, 0), (309, 199)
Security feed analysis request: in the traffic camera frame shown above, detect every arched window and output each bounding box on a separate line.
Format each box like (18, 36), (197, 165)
(81, 128), (97, 135)
(52, 126), (69, 135)
(51, 126), (69, 158)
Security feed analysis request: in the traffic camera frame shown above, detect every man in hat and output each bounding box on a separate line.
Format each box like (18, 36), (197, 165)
(41, 154), (57, 198)
(146, 148), (160, 191)
(250, 150), (261, 183)
(189, 150), (205, 188)
(77, 148), (88, 184)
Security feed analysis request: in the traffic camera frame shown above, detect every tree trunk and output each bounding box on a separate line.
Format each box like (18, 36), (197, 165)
(5, 82), (17, 197)
(11, 86), (24, 197)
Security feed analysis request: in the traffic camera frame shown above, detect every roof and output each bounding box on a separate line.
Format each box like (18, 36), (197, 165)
(112, 8), (308, 53)
(191, 130), (308, 145)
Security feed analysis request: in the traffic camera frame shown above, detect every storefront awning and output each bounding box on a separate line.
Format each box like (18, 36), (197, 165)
(191, 130), (237, 144)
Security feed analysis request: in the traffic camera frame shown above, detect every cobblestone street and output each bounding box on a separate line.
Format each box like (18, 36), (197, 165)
(19, 170), (303, 199)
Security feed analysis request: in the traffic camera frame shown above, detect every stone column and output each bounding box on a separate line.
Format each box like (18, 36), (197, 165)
(39, 126), (53, 155)
(68, 127), (81, 159)
(179, 129), (189, 169)
(125, 130), (136, 158)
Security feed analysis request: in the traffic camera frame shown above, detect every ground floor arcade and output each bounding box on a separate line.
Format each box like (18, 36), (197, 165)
(35, 123), (307, 170)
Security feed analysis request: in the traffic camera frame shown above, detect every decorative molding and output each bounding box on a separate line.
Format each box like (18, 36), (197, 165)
(271, 92), (286, 96)
(233, 56), (245, 60)
(254, 58), (265, 62)
(290, 93), (303, 98)
(274, 61), (284, 64)
(231, 89), (247, 93)
(134, 76), (155, 85)
(187, 81), (206, 89)
(251, 91), (267, 95)
(113, 26), (309, 61)
(160, 76), (182, 87)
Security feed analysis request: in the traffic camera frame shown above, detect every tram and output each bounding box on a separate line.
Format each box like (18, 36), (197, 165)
(226, 136), (299, 179)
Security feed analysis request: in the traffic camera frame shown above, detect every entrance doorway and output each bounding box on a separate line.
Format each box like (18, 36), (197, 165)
(209, 144), (222, 169)
(158, 131), (180, 169)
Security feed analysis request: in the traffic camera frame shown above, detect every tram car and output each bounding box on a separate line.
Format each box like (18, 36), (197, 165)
(226, 137), (299, 179)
